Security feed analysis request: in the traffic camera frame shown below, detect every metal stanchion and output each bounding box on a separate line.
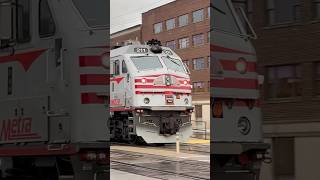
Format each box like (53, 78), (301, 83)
(176, 132), (180, 155)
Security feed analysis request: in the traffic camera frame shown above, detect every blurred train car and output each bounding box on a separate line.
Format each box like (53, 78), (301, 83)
(0, 0), (109, 179)
(211, 0), (269, 179)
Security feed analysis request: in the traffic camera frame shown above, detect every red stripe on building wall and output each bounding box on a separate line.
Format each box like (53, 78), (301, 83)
(79, 56), (102, 67)
(220, 59), (257, 72)
(81, 93), (106, 104)
(80, 74), (109, 85)
(135, 85), (192, 90)
(211, 44), (255, 55)
(211, 78), (258, 89)
(0, 49), (47, 71)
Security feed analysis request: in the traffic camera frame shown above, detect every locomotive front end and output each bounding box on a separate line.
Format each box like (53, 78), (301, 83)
(110, 40), (193, 143)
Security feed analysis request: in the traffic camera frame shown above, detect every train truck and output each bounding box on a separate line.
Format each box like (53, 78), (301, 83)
(0, 0), (109, 179)
(110, 40), (193, 144)
(211, 0), (269, 179)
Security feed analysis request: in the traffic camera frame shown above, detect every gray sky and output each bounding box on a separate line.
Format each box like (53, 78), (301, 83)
(110, 0), (175, 34)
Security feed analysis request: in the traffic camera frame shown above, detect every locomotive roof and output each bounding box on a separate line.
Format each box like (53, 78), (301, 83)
(110, 45), (180, 58)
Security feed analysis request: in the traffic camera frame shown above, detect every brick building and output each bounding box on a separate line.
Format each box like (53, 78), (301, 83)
(233, 0), (320, 180)
(141, 0), (210, 133)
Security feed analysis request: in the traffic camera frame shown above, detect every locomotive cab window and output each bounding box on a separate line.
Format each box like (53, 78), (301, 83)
(113, 60), (120, 76)
(16, 0), (31, 43)
(162, 56), (186, 73)
(122, 60), (127, 74)
(131, 56), (163, 71)
(39, 0), (56, 37)
(212, 0), (241, 34)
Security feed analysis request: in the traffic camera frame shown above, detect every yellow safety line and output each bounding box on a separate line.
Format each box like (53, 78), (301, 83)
(186, 139), (210, 144)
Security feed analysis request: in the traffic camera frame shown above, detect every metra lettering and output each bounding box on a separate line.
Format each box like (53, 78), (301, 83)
(111, 99), (121, 106)
(0, 117), (33, 141)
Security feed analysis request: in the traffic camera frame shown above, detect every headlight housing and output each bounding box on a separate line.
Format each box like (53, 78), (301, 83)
(144, 98), (150, 104)
(237, 116), (251, 135)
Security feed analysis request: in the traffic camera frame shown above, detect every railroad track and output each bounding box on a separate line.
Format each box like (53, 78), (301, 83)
(111, 142), (210, 154)
(111, 150), (210, 180)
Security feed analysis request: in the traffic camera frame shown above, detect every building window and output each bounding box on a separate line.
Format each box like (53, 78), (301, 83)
(178, 14), (189, 27)
(313, 0), (320, 19)
(17, 0), (31, 43)
(193, 33), (205, 47)
(166, 40), (176, 50)
(179, 37), (189, 49)
(193, 9), (204, 23)
(193, 58), (206, 70)
(193, 82), (206, 93)
(273, 137), (295, 179)
(39, 0), (56, 37)
(315, 62), (320, 94)
(154, 22), (162, 34)
(166, 18), (175, 30)
(266, 0), (301, 25)
(267, 65), (301, 99)
(195, 105), (203, 118)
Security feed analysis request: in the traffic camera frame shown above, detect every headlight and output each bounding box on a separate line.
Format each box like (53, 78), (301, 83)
(183, 80), (188, 85)
(235, 57), (247, 74)
(144, 98), (150, 104)
(237, 116), (251, 135)
(184, 98), (189, 105)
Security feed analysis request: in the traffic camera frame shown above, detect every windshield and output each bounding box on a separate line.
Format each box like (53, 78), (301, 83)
(162, 56), (186, 73)
(72, 0), (108, 27)
(212, 0), (240, 34)
(131, 56), (163, 71)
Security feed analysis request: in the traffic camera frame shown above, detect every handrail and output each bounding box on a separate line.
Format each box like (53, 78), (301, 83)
(191, 120), (208, 140)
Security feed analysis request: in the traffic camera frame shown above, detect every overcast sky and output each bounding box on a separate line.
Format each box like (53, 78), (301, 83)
(110, 0), (175, 34)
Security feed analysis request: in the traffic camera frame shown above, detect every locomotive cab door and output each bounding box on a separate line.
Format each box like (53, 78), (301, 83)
(110, 56), (126, 108)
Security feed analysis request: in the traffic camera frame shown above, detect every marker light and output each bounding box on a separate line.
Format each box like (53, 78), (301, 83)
(236, 58), (248, 74)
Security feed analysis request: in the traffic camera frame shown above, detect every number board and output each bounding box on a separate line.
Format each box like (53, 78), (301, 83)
(134, 48), (148, 53)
